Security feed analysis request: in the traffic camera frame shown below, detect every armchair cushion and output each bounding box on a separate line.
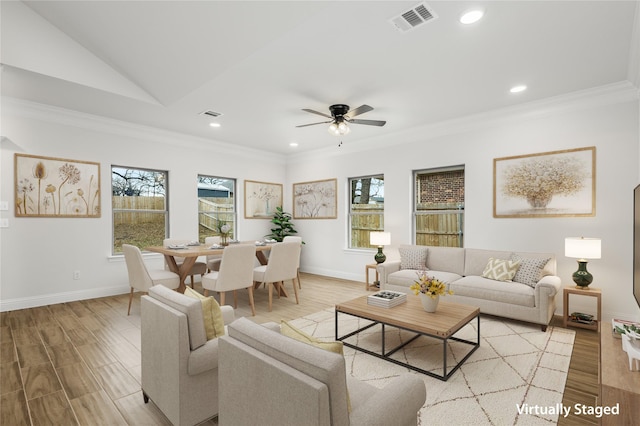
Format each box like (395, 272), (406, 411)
(184, 287), (225, 340)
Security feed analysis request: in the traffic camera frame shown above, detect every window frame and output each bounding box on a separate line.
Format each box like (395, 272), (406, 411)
(413, 166), (465, 248)
(111, 165), (169, 255)
(348, 174), (384, 249)
(197, 174), (237, 243)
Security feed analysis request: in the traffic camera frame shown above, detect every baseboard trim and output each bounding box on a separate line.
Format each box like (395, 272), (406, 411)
(0, 285), (130, 312)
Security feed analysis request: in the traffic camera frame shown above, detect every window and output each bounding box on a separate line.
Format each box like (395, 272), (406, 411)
(414, 166), (464, 247)
(349, 175), (384, 249)
(197, 175), (236, 242)
(112, 166), (168, 254)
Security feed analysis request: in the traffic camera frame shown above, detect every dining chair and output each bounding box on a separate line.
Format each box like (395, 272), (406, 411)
(163, 238), (207, 287)
(204, 236), (223, 272)
(202, 244), (257, 316)
(253, 241), (301, 312)
(123, 244), (180, 315)
(283, 235), (303, 288)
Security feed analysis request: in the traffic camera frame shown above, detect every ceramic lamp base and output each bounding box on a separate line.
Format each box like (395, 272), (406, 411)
(572, 260), (593, 288)
(374, 247), (386, 264)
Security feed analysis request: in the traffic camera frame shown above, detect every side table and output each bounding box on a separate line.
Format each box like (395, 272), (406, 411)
(365, 263), (379, 291)
(563, 286), (601, 331)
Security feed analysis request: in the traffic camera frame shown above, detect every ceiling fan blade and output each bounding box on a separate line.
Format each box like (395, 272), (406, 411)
(302, 108), (333, 119)
(349, 118), (386, 127)
(346, 104), (373, 118)
(296, 120), (332, 128)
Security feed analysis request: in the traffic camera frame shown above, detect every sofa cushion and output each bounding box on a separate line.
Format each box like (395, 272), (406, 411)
(425, 246), (466, 276)
(482, 258), (521, 282)
(464, 248), (513, 276)
(399, 245), (428, 270)
(148, 285), (207, 350)
(388, 269), (462, 288)
(450, 276), (535, 307)
(510, 254), (551, 287)
(184, 287), (225, 340)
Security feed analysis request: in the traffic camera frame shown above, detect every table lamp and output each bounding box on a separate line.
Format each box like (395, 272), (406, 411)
(370, 232), (391, 264)
(565, 237), (601, 288)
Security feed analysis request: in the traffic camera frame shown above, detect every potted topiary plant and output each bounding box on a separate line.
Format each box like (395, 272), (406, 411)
(265, 207), (299, 242)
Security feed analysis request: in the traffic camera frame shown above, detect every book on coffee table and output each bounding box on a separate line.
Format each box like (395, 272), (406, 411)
(367, 291), (407, 308)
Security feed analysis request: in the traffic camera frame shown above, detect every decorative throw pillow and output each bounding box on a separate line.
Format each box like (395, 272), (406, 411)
(281, 321), (349, 412)
(281, 320), (344, 354)
(184, 287), (225, 340)
(481, 258), (521, 281)
(399, 246), (429, 270)
(510, 255), (551, 287)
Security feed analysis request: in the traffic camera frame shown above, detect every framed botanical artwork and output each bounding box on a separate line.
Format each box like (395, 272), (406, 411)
(244, 180), (283, 219)
(493, 146), (595, 218)
(15, 153), (101, 217)
(293, 178), (337, 219)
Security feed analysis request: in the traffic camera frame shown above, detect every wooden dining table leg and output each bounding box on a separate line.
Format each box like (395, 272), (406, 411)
(164, 255), (197, 293)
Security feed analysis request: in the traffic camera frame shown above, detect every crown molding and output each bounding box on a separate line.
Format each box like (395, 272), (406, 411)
(1, 97), (287, 164)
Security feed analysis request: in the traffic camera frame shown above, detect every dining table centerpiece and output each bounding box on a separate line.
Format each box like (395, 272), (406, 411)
(409, 272), (453, 312)
(218, 222), (232, 246)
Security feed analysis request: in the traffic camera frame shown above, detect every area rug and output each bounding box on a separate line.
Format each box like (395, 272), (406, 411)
(288, 308), (576, 426)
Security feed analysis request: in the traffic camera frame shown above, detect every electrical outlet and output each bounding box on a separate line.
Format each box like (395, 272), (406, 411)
(73, 270), (80, 280)
(0, 201), (8, 211)
(0, 219), (8, 228)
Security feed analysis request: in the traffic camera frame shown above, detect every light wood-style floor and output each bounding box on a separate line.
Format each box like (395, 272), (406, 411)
(1, 273), (637, 425)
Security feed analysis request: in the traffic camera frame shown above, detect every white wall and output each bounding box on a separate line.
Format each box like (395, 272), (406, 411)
(0, 100), (285, 310)
(2, 86), (640, 324)
(287, 85), (640, 323)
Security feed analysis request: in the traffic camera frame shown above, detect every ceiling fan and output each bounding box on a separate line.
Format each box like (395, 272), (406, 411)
(296, 104), (386, 136)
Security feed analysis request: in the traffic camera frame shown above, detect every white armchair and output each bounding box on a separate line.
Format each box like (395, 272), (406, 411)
(218, 317), (426, 426)
(141, 285), (234, 426)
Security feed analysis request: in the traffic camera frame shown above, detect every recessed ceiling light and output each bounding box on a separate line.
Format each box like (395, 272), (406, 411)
(510, 85), (527, 93)
(460, 9), (484, 24)
(209, 122), (221, 128)
(289, 142), (298, 147)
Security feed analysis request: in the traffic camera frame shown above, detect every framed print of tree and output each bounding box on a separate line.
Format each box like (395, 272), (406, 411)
(493, 147), (595, 218)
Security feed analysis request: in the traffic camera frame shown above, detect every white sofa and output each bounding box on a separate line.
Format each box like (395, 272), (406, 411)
(377, 245), (561, 331)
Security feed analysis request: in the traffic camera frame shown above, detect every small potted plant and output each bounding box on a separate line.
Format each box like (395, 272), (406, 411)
(265, 207), (300, 242)
(615, 323), (640, 349)
(409, 272), (453, 312)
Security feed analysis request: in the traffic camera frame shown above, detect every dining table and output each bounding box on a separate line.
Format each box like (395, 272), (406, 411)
(146, 242), (273, 293)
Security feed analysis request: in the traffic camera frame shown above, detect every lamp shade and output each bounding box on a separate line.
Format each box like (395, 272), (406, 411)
(565, 237), (601, 260)
(370, 232), (391, 246)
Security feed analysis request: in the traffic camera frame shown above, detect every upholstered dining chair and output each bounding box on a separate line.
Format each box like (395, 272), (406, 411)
(253, 241), (301, 312)
(122, 244), (180, 315)
(204, 236), (223, 272)
(283, 235), (303, 288)
(163, 238), (207, 287)
(202, 244), (257, 316)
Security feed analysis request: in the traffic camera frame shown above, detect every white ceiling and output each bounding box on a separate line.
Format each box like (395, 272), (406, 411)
(2, 1), (638, 155)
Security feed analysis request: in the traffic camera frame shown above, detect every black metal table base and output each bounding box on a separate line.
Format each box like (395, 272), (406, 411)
(335, 311), (480, 381)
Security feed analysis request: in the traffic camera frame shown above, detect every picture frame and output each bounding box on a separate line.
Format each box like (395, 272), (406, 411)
(14, 153), (101, 217)
(493, 146), (595, 218)
(293, 178), (337, 219)
(244, 180), (283, 219)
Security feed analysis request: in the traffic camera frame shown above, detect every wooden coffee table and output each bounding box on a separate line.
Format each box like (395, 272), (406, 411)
(335, 295), (480, 381)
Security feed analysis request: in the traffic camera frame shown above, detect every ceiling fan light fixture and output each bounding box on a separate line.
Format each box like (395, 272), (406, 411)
(328, 120), (350, 136)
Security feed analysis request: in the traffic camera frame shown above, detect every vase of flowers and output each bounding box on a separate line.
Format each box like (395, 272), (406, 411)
(409, 272), (453, 313)
(218, 222), (231, 246)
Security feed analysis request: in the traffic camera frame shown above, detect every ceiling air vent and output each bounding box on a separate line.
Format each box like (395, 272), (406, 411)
(200, 110), (223, 118)
(390, 2), (437, 33)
